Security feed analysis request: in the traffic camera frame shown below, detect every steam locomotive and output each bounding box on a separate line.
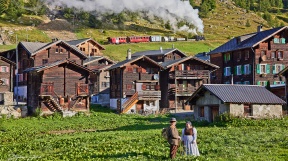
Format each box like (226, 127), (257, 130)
(107, 35), (205, 44)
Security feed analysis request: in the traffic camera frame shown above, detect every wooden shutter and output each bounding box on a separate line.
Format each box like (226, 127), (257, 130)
(273, 65), (276, 74)
(241, 65), (244, 75)
(248, 64), (251, 74)
(178, 64), (182, 71)
(137, 67), (142, 73)
(5, 66), (9, 72)
(155, 85), (160, 90)
(224, 68), (226, 76)
(256, 64), (260, 74)
(266, 64), (270, 74)
(234, 66), (237, 75)
(282, 64), (285, 70)
(257, 81), (261, 85)
(282, 38), (286, 44)
(224, 54), (226, 62)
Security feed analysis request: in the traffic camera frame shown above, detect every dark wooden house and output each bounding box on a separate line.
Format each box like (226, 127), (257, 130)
(159, 56), (219, 109)
(83, 56), (115, 105)
(0, 56), (15, 105)
(107, 51), (164, 114)
(209, 26), (288, 86)
(67, 38), (105, 57)
(186, 84), (285, 122)
(2, 40), (88, 102)
(24, 59), (93, 114)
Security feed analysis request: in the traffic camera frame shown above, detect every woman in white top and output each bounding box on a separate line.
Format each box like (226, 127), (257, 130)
(181, 121), (200, 156)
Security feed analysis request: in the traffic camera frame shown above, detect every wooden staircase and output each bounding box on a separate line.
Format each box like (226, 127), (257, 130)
(121, 92), (138, 114)
(42, 95), (63, 112)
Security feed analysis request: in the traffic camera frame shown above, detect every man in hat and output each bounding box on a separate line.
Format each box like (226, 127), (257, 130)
(167, 117), (181, 159)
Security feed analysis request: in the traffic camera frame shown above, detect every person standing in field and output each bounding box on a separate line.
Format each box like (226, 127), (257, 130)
(167, 117), (181, 159)
(181, 121), (200, 156)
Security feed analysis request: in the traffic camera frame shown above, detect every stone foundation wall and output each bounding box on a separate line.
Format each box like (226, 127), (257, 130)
(0, 106), (28, 118)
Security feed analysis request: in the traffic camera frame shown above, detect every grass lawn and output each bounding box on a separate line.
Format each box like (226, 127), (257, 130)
(0, 105), (287, 161)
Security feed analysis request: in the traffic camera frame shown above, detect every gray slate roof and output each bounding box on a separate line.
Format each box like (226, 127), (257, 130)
(24, 59), (93, 73)
(209, 26), (287, 55)
(195, 52), (210, 61)
(186, 84), (286, 104)
(67, 38), (105, 50)
(106, 55), (164, 71)
(19, 42), (48, 54)
(160, 56), (219, 69)
(132, 48), (186, 57)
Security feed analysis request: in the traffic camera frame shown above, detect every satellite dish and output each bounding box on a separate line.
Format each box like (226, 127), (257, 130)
(153, 74), (159, 80)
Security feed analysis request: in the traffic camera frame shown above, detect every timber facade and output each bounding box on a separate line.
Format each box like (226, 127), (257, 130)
(108, 52), (164, 114)
(210, 26), (288, 86)
(0, 56), (15, 105)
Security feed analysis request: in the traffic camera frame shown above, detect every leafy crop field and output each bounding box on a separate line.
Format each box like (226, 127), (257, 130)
(0, 105), (287, 161)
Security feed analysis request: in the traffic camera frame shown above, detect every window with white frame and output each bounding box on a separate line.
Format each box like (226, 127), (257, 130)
(274, 38), (280, 43)
(273, 64), (285, 74)
(271, 51), (276, 59)
(258, 81), (267, 86)
(244, 64), (251, 75)
(0, 66), (8, 72)
(224, 67), (231, 76)
(277, 51), (283, 59)
(236, 65), (242, 75)
(257, 64), (270, 74)
(273, 81), (282, 85)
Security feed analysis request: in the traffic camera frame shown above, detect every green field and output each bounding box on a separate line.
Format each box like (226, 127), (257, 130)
(1, 105), (287, 161)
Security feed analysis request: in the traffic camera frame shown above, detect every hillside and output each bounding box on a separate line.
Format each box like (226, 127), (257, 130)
(0, 0), (286, 61)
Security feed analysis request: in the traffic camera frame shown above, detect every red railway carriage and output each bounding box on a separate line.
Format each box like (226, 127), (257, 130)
(107, 37), (127, 44)
(127, 36), (150, 43)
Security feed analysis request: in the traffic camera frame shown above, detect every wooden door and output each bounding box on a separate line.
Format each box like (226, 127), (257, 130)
(211, 106), (219, 122)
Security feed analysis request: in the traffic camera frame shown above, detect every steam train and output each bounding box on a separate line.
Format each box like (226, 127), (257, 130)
(107, 35), (205, 44)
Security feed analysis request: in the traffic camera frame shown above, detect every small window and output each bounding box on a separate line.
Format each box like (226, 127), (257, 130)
(0, 66), (8, 72)
(277, 51), (283, 60)
(271, 51), (276, 59)
(0, 78), (9, 86)
(60, 49), (63, 53)
(55, 48), (59, 53)
(146, 101), (149, 106)
(244, 105), (252, 116)
(224, 53), (231, 62)
(199, 106), (204, 117)
(224, 67), (231, 76)
(281, 38), (286, 44)
(244, 64), (251, 75)
(257, 64), (270, 74)
(274, 38), (280, 43)
(257, 81), (267, 86)
(42, 59), (48, 65)
(133, 67), (137, 73)
(151, 101), (155, 106)
(244, 51), (249, 60)
(126, 84), (132, 90)
(273, 64), (285, 74)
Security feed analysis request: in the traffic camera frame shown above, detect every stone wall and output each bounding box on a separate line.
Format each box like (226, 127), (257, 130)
(252, 104), (282, 118)
(0, 105), (27, 118)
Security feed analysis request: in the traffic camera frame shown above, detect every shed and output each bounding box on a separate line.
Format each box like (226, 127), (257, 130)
(186, 84), (286, 122)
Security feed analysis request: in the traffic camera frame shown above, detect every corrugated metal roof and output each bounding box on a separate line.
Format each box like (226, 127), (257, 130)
(131, 48), (187, 57)
(187, 84), (286, 104)
(209, 26), (286, 55)
(106, 55), (164, 71)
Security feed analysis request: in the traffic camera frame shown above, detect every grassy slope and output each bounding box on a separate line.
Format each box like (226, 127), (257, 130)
(0, 105), (287, 160)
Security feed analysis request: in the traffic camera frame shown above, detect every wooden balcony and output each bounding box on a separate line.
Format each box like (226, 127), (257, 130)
(138, 90), (161, 100)
(169, 70), (209, 79)
(40, 82), (54, 95)
(169, 87), (196, 96)
(76, 83), (89, 96)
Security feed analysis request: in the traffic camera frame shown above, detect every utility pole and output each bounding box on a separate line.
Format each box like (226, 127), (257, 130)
(15, 34), (19, 106)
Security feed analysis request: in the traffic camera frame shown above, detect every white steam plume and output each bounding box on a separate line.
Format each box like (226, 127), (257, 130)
(45, 0), (204, 33)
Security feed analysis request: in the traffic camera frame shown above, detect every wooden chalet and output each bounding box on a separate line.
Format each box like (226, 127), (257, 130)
(83, 56), (115, 105)
(24, 59), (93, 114)
(209, 26), (288, 86)
(1, 39), (88, 102)
(159, 56), (219, 109)
(107, 50), (164, 114)
(186, 84), (285, 122)
(0, 56), (16, 105)
(67, 38), (105, 57)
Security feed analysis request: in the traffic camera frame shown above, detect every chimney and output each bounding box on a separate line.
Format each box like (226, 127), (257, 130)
(172, 44), (175, 49)
(127, 49), (131, 60)
(160, 46), (163, 53)
(52, 38), (58, 42)
(257, 25), (263, 32)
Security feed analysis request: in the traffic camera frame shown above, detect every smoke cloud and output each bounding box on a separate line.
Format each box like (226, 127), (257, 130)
(45, 0), (204, 33)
